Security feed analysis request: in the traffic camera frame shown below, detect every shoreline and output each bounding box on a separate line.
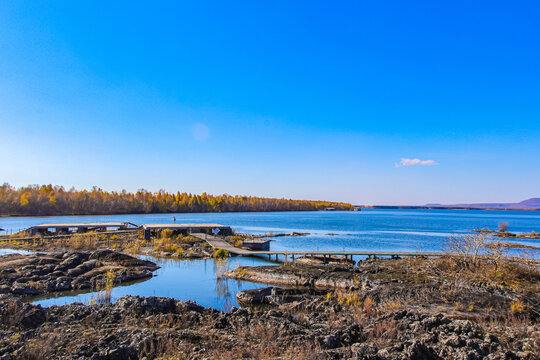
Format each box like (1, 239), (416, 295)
(0, 208), (355, 218)
(359, 205), (540, 211)
(3, 207), (540, 219)
(0, 249), (537, 359)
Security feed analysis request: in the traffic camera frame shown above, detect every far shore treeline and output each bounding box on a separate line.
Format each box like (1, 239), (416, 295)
(0, 184), (354, 216)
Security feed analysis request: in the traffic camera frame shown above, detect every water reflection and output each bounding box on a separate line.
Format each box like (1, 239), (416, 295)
(31, 256), (273, 310)
(214, 259), (232, 298)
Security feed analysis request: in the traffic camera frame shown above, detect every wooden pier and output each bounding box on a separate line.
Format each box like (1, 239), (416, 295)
(26, 222), (138, 236)
(192, 233), (540, 266)
(191, 233), (444, 261)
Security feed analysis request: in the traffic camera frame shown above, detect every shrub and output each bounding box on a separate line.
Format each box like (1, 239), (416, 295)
(445, 231), (491, 269)
(214, 248), (229, 259)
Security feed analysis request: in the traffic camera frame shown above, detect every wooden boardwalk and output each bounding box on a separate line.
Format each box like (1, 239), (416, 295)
(191, 233), (445, 260)
(192, 233), (255, 255)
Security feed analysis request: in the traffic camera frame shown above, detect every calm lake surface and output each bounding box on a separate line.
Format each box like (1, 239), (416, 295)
(1, 209), (539, 308)
(29, 256), (271, 310)
(2, 209), (540, 251)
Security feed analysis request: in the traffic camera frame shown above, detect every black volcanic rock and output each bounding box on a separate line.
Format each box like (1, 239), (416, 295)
(0, 251), (159, 298)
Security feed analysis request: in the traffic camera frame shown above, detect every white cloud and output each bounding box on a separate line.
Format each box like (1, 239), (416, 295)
(190, 123), (210, 141)
(395, 158), (438, 168)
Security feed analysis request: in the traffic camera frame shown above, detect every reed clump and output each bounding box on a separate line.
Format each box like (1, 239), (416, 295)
(91, 270), (116, 305)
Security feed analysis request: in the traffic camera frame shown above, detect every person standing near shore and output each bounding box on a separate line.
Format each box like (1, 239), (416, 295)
(173, 216), (176, 223)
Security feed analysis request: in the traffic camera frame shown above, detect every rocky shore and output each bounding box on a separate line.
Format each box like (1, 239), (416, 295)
(0, 249), (538, 358)
(0, 294), (537, 359)
(226, 260), (540, 318)
(0, 250), (159, 299)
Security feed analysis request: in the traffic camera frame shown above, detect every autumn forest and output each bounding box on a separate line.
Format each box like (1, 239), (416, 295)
(0, 184), (354, 216)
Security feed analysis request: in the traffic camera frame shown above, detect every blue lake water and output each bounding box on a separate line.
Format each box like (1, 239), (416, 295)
(29, 256), (271, 310)
(2, 209), (539, 252)
(1, 209), (539, 308)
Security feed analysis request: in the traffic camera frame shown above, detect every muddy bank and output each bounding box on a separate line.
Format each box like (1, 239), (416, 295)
(0, 250), (158, 299)
(0, 294), (537, 359)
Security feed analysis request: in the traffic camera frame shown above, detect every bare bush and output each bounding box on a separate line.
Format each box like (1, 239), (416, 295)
(445, 231), (488, 269)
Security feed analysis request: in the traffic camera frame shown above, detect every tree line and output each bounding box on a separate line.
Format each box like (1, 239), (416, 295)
(0, 184), (354, 216)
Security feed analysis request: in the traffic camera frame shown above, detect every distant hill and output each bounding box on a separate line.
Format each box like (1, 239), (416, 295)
(428, 198), (540, 210)
(360, 198), (540, 211)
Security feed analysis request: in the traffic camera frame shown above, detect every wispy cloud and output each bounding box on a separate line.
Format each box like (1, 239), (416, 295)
(395, 158), (439, 168)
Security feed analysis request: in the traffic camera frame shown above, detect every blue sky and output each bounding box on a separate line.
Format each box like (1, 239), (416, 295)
(1, 1), (539, 205)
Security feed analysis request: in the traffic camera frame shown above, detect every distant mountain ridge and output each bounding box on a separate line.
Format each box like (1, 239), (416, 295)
(426, 198), (540, 210)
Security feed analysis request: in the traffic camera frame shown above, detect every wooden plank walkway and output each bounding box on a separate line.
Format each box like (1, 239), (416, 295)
(0, 230), (137, 242)
(194, 234), (540, 266)
(192, 233), (254, 255)
(191, 233), (444, 259)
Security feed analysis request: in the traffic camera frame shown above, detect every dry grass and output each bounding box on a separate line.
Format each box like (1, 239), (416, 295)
(160, 229), (176, 240)
(15, 333), (59, 360)
(124, 240), (142, 255)
(66, 232), (99, 249)
(153, 239), (179, 253)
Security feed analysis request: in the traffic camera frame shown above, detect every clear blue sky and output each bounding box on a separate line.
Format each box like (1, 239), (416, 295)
(1, 1), (539, 205)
